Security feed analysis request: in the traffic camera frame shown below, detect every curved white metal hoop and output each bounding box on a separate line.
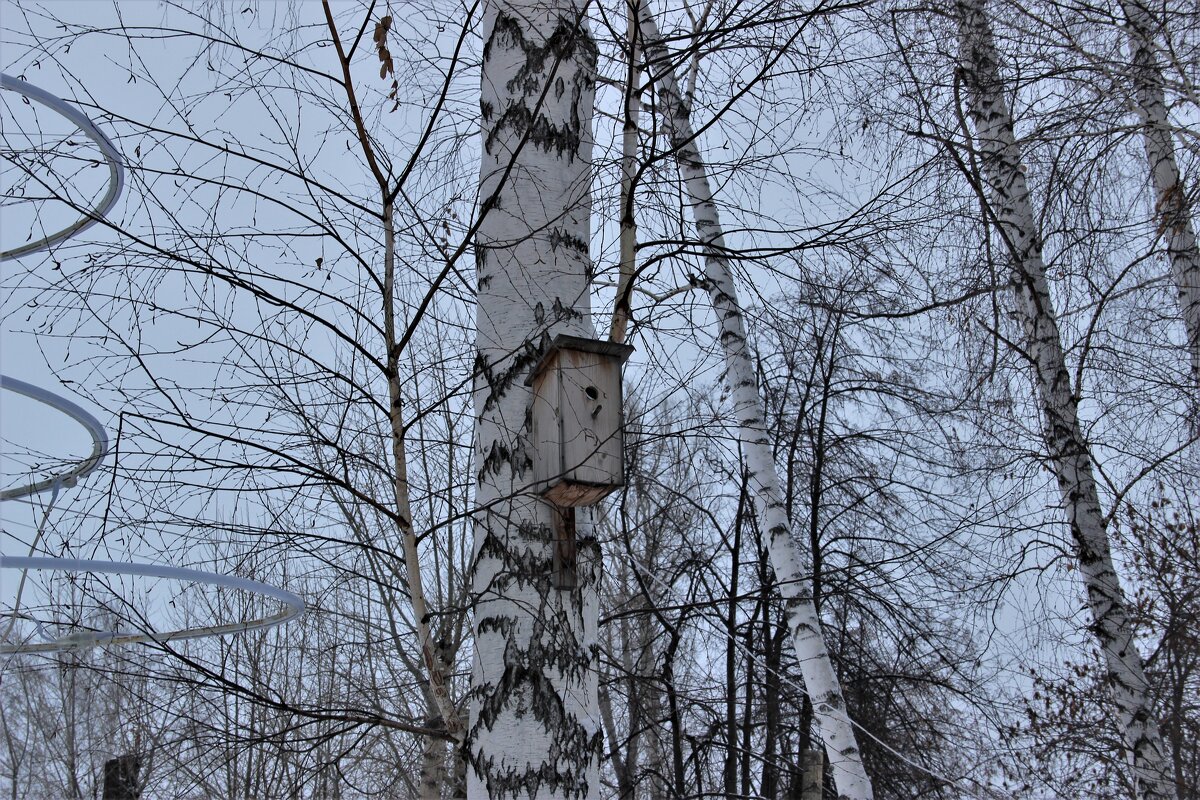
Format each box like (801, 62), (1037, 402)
(1, 73), (125, 261)
(0, 78), (303, 658)
(0, 375), (109, 501)
(0, 556), (305, 654)
(0, 610), (55, 643)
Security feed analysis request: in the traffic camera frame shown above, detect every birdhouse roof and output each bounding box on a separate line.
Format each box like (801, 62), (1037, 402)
(525, 334), (635, 385)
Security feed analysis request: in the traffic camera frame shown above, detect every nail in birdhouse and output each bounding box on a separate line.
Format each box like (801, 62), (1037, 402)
(527, 334), (634, 507)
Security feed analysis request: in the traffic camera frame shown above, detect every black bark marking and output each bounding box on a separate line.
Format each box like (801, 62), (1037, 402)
(481, 12), (598, 160)
(468, 519), (602, 798)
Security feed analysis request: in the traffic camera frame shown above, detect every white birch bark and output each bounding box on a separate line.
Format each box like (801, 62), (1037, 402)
(638, 9), (873, 799)
(419, 727), (450, 800)
(610, 0), (640, 345)
(956, 2), (1173, 796)
(1121, 0), (1200, 426)
(470, 1), (602, 796)
(383, 203), (463, 761)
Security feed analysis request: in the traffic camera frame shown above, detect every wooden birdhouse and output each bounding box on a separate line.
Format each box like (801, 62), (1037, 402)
(527, 334), (634, 507)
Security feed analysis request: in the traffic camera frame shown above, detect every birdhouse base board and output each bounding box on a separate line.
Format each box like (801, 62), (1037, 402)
(541, 481), (617, 508)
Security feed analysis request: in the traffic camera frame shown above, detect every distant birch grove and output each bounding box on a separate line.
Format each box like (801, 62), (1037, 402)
(0, 0), (1196, 799)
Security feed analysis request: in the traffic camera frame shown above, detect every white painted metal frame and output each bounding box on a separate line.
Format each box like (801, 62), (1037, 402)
(1, 73), (125, 261)
(1, 76), (305, 655)
(0, 375), (109, 501)
(0, 556), (305, 653)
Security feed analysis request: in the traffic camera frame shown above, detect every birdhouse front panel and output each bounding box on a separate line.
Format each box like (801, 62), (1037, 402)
(528, 335), (633, 507)
(558, 347), (622, 486)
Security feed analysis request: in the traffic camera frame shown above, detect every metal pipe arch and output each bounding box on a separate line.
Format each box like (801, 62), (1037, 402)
(0, 556), (306, 654)
(1, 73), (125, 261)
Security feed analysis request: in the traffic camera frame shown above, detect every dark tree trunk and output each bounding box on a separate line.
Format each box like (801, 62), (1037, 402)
(102, 755), (140, 800)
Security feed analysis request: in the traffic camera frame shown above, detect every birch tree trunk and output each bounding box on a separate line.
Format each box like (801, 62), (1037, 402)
(419, 722), (450, 800)
(610, 0), (640, 346)
(1120, 0), (1200, 427)
(638, 8), (873, 799)
(469, 1), (602, 796)
(382, 203), (464, 799)
(325, 6), (465, 787)
(956, 2), (1173, 796)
